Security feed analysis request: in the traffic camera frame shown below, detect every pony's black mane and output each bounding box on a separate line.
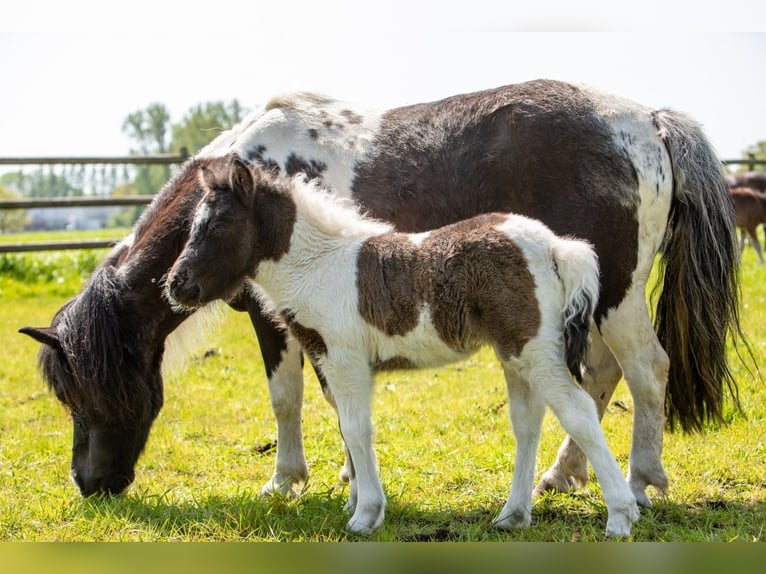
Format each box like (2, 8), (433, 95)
(40, 265), (160, 426)
(40, 159), (208, 426)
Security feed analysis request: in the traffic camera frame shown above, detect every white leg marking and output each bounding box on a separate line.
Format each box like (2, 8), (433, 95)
(600, 297), (670, 508)
(260, 338), (310, 496)
(494, 367), (546, 530)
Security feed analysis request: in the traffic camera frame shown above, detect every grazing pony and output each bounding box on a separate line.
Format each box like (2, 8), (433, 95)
(20, 80), (743, 509)
(166, 157), (640, 537)
(730, 186), (766, 264)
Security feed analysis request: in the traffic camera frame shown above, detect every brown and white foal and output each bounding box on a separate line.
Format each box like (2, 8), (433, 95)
(166, 156), (639, 538)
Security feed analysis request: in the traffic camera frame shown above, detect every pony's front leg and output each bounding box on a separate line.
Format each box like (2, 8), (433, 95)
(325, 361), (385, 535)
(493, 367), (546, 530)
(261, 338), (310, 496)
(311, 368), (355, 485)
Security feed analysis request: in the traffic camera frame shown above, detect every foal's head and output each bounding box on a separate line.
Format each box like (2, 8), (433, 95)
(167, 155), (295, 309)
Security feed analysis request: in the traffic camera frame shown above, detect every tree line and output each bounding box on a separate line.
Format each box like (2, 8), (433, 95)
(0, 100), (246, 231)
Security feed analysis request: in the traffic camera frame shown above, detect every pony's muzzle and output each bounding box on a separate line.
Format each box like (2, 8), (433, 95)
(167, 267), (201, 307)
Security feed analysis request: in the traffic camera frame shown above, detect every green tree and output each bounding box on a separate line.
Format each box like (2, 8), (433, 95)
(122, 102), (172, 196)
(171, 100), (246, 155)
(0, 184), (30, 233)
(118, 100), (248, 226)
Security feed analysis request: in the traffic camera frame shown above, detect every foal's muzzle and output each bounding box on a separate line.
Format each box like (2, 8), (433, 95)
(167, 268), (201, 307)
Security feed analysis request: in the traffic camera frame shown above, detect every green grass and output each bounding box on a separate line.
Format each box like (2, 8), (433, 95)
(1, 227), (132, 243)
(0, 241), (764, 542)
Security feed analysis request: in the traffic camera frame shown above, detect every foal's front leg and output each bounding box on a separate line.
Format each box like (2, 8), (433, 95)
(323, 360), (385, 535)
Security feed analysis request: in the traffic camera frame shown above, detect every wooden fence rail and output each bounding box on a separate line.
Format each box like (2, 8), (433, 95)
(0, 151), (764, 253)
(0, 151), (187, 253)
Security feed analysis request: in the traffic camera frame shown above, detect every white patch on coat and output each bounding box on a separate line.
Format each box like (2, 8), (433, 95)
(198, 92), (384, 198)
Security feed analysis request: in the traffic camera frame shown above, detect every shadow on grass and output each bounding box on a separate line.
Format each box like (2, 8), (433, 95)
(73, 487), (766, 541)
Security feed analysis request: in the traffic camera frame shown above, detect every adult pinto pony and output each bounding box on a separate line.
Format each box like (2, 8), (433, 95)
(21, 79), (742, 509)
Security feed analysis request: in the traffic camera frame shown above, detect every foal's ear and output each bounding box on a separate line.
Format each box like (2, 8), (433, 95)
(229, 156), (255, 204)
(19, 326), (62, 350)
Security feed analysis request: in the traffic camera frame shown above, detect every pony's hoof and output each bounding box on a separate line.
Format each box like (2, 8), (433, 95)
(632, 488), (653, 508)
(533, 471), (581, 497)
(492, 508), (531, 530)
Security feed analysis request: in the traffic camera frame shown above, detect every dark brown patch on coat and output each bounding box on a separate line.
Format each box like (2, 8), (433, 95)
(281, 309), (327, 360)
(356, 213), (540, 358)
(356, 234), (421, 336)
(245, 144), (281, 175)
(285, 154), (327, 180)
(373, 356), (418, 371)
(251, 173), (298, 264)
(350, 79), (639, 324)
(341, 109), (364, 124)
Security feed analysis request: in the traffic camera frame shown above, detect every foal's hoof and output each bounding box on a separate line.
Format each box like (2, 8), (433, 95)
(346, 506), (384, 535)
(605, 501), (640, 539)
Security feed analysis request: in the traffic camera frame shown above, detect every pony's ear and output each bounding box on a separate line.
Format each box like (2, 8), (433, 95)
(19, 326), (62, 350)
(200, 162), (218, 191)
(229, 156), (255, 205)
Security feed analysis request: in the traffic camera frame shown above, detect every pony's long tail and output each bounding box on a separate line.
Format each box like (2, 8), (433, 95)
(551, 238), (600, 383)
(652, 109), (748, 432)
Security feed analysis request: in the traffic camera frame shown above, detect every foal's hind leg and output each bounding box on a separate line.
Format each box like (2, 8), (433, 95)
(538, 363), (639, 538)
(600, 295), (670, 507)
(493, 366), (546, 530)
(534, 330), (622, 496)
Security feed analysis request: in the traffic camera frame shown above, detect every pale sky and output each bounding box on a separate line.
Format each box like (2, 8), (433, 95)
(1, 2), (765, 163)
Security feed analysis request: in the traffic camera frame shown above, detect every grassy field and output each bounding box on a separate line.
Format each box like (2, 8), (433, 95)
(0, 236), (764, 542)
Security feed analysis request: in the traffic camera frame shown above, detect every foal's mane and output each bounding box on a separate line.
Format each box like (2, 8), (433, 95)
(285, 174), (393, 240)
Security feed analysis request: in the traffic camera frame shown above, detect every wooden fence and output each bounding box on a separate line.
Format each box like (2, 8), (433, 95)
(0, 150), (188, 253)
(0, 151), (764, 253)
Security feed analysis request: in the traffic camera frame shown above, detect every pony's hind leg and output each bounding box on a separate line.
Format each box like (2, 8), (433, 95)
(534, 330), (622, 497)
(600, 295), (670, 507)
(493, 365), (546, 530)
(538, 363), (639, 538)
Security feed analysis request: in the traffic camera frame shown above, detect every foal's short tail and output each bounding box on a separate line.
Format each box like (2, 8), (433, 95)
(652, 109), (748, 432)
(551, 238), (600, 383)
